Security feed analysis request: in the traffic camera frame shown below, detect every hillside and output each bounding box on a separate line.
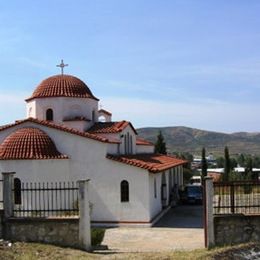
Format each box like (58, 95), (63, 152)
(137, 126), (260, 156)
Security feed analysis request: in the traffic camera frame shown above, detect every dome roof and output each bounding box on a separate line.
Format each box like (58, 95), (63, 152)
(0, 128), (68, 160)
(26, 74), (99, 101)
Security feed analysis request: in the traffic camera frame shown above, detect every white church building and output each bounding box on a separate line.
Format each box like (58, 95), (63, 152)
(0, 66), (186, 225)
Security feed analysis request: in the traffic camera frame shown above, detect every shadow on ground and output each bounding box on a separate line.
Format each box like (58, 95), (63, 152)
(154, 205), (203, 228)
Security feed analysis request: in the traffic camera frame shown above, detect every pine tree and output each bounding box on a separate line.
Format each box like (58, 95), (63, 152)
(245, 157), (254, 180)
(223, 146), (230, 182)
(154, 131), (167, 154)
(201, 147), (208, 179)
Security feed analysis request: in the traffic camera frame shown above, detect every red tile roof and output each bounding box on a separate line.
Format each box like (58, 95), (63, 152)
(0, 128), (68, 160)
(0, 118), (118, 144)
(88, 121), (137, 134)
(136, 138), (154, 146)
(26, 74), (99, 101)
(107, 154), (187, 173)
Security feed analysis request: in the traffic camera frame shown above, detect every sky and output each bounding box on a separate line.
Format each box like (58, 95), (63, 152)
(0, 1), (260, 133)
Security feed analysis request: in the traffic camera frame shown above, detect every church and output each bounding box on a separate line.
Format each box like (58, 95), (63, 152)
(0, 62), (186, 225)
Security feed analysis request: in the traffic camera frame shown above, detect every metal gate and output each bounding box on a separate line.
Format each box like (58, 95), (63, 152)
(0, 179), (3, 210)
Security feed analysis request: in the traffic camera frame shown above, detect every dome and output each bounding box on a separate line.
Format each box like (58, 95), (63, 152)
(0, 128), (68, 160)
(26, 74), (99, 101)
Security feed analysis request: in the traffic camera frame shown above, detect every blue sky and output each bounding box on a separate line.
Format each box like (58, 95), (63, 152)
(1, 1), (260, 133)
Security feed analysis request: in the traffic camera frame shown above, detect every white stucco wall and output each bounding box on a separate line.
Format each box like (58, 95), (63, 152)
(62, 120), (90, 132)
(0, 122), (153, 223)
(26, 97), (98, 125)
(136, 145), (154, 154)
(149, 173), (162, 219)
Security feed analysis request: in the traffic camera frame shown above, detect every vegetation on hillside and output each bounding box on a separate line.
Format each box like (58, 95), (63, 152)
(137, 126), (260, 156)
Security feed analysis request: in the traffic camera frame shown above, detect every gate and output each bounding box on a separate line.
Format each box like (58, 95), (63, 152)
(0, 179), (3, 210)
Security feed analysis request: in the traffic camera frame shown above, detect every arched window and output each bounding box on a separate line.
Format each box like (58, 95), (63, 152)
(120, 180), (129, 202)
(14, 178), (22, 205)
(46, 108), (53, 121)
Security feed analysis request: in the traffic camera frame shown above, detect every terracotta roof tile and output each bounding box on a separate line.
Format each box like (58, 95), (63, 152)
(107, 154), (187, 173)
(26, 74), (99, 101)
(136, 138), (154, 146)
(88, 121), (137, 134)
(0, 128), (68, 160)
(0, 118), (118, 144)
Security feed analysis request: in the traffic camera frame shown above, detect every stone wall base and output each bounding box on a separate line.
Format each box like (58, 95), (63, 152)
(5, 218), (79, 248)
(214, 215), (260, 246)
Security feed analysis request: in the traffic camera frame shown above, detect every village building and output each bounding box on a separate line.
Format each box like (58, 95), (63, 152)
(0, 65), (186, 225)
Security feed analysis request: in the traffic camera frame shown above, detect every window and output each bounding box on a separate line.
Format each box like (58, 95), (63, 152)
(154, 178), (157, 198)
(124, 135), (127, 154)
(130, 135), (133, 154)
(92, 110), (95, 122)
(46, 108), (53, 121)
(120, 180), (129, 202)
(124, 133), (133, 155)
(14, 178), (21, 204)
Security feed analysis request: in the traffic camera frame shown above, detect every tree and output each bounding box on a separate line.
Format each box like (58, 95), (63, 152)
(216, 156), (225, 168)
(245, 157), (255, 180)
(201, 147), (208, 179)
(154, 131), (167, 154)
(237, 154), (245, 167)
(230, 158), (238, 169)
(223, 146), (230, 182)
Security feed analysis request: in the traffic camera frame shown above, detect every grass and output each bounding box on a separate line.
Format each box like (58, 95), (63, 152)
(1, 242), (260, 260)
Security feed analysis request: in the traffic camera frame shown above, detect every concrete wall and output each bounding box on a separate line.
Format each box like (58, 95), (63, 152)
(5, 218), (79, 248)
(214, 215), (260, 246)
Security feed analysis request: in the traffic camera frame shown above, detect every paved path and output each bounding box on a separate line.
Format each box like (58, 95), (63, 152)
(100, 205), (204, 252)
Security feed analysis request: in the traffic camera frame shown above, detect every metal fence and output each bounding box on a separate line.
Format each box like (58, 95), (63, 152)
(13, 181), (79, 218)
(213, 181), (260, 215)
(0, 179), (3, 210)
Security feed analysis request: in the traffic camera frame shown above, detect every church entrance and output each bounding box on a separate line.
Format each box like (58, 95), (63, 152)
(161, 172), (167, 208)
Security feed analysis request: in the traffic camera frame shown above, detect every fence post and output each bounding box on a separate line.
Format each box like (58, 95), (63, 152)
(205, 177), (215, 248)
(78, 179), (91, 251)
(2, 172), (15, 219)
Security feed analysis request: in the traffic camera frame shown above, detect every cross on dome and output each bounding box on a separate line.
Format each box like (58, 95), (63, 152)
(56, 59), (68, 75)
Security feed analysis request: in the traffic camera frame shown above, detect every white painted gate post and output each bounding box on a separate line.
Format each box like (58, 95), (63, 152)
(2, 172), (15, 219)
(205, 176), (215, 248)
(78, 179), (91, 251)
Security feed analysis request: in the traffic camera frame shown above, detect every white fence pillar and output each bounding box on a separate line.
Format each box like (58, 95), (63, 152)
(205, 177), (214, 248)
(78, 179), (91, 251)
(2, 172), (15, 219)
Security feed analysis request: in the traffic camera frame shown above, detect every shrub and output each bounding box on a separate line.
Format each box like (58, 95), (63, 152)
(91, 228), (105, 246)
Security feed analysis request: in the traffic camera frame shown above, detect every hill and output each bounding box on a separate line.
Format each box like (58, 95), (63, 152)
(137, 126), (260, 156)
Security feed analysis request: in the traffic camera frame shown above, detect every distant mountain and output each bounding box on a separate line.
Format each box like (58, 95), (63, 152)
(137, 126), (260, 156)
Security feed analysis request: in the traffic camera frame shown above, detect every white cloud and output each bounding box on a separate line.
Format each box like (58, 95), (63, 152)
(0, 93), (27, 125)
(102, 96), (260, 133)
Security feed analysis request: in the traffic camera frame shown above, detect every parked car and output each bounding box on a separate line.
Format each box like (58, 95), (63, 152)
(180, 185), (203, 204)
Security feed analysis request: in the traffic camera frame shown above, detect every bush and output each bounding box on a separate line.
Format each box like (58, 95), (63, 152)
(91, 228), (105, 246)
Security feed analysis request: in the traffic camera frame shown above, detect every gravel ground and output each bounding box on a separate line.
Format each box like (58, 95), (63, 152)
(100, 205), (204, 253)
